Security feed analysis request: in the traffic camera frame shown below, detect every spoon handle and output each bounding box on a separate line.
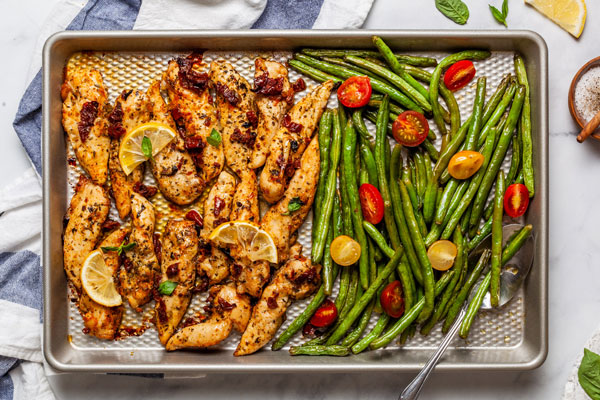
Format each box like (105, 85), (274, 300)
(399, 308), (466, 400)
(577, 109), (600, 143)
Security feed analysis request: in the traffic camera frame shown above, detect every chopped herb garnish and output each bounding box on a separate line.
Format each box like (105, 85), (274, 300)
(158, 280), (178, 296)
(141, 136), (153, 159)
(101, 241), (136, 256)
(283, 197), (304, 215)
(207, 128), (222, 147)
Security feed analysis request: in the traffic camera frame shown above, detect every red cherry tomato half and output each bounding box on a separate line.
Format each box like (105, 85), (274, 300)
(443, 60), (476, 91)
(380, 281), (405, 318)
(310, 299), (338, 328)
(392, 111), (429, 147)
(358, 183), (385, 225)
(504, 183), (530, 218)
(337, 76), (372, 108)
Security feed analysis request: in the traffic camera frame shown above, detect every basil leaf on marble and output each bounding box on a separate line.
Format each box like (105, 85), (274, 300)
(435, 0), (469, 25)
(578, 348), (600, 400)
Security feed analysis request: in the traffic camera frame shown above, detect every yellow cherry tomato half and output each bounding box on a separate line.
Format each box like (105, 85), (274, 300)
(447, 150), (484, 180)
(330, 235), (361, 266)
(427, 240), (458, 271)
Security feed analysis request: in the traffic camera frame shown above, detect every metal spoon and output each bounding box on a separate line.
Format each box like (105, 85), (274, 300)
(399, 224), (535, 400)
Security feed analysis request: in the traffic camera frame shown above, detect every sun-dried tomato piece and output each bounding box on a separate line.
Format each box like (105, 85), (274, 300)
(282, 114), (303, 133)
(166, 263), (179, 278)
(153, 233), (162, 264)
(185, 210), (203, 228)
(78, 101), (99, 142)
(292, 78), (306, 92)
(215, 82), (241, 106)
(246, 111), (259, 128)
(230, 128), (256, 147)
(133, 182), (158, 199)
(101, 219), (120, 232)
(177, 53), (209, 93)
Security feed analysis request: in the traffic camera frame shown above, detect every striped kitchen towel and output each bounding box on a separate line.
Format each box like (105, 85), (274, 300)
(3, 0), (374, 398)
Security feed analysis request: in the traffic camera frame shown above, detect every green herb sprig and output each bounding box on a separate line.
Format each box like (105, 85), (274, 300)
(282, 197), (304, 216)
(101, 241), (136, 256)
(207, 128), (222, 147)
(489, 0), (509, 27)
(579, 348), (600, 400)
(158, 280), (178, 296)
(141, 136), (153, 160)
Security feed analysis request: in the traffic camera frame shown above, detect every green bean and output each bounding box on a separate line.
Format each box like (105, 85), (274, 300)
(434, 179), (459, 225)
(423, 152), (437, 224)
(402, 64), (455, 124)
(364, 221), (395, 258)
(375, 97), (402, 249)
(289, 345), (350, 356)
(342, 120), (370, 289)
(339, 163), (354, 237)
(345, 55), (432, 113)
(469, 86), (526, 231)
(300, 48), (437, 67)
(436, 186), (444, 211)
(440, 127), (499, 240)
(465, 77), (487, 151)
(352, 313), (390, 354)
(321, 216), (335, 296)
(514, 55), (534, 197)
(460, 202), (472, 233)
(398, 181), (435, 323)
(390, 147), (425, 286)
(507, 130), (522, 186)
(442, 249), (491, 333)
(482, 74), (512, 126)
(477, 81), (518, 148)
(432, 116), (473, 182)
(426, 179), (470, 246)
(288, 59), (343, 84)
(352, 108), (374, 142)
(422, 139), (440, 162)
(459, 271), (491, 339)
(370, 271), (454, 350)
(371, 36), (431, 106)
(326, 249), (404, 345)
(413, 150), (427, 198)
(441, 246), (469, 320)
(294, 54), (424, 113)
(420, 227), (466, 335)
(397, 254), (416, 312)
(314, 110), (333, 223)
(502, 224), (533, 265)
(311, 109), (343, 263)
(467, 216), (492, 252)
(341, 299), (375, 347)
(320, 56), (382, 81)
(402, 162), (421, 210)
(490, 171), (505, 307)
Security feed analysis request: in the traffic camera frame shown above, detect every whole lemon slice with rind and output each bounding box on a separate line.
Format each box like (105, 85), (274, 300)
(81, 250), (122, 307)
(524, 0), (586, 38)
(209, 221), (278, 264)
(118, 123), (176, 175)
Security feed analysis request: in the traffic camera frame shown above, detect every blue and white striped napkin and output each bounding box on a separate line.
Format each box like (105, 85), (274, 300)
(2, 0), (374, 398)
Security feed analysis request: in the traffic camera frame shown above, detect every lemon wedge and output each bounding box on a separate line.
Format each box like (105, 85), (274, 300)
(81, 250), (122, 307)
(118, 123), (176, 175)
(524, 0), (586, 38)
(209, 221), (278, 264)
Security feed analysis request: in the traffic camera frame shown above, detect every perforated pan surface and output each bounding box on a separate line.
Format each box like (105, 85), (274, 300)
(43, 31), (548, 373)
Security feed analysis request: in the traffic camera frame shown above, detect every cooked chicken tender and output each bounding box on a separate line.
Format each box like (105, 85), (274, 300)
(155, 220), (199, 345)
(259, 80), (333, 203)
(249, 58), (293, 169)
(166, 284), (251, 351)
(162, 54), (224, 183)
(197, 245), (231, 286)
(63, 175), (110, 291)
(234, 255), (321, 356)
(147, 80), (204, 205)
(261, 135), (320, 263)
(119, 192), (159, 310)
(61, 65), (110, 184)
(79, 227), (129, 340)
(200, 171), (236, 241)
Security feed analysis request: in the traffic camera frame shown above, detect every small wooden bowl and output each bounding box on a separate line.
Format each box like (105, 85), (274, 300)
(569, 56), (600, 141)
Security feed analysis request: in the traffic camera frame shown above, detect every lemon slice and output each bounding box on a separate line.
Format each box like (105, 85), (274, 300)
(525, 0), (586, 38)
(209, 221), (278, 263)
(118, 123), (176, 175)
(81, 250), (122, 307)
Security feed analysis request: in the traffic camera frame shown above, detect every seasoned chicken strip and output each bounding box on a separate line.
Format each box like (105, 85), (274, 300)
(119, 192), (159, 310)
(63, 175), (110, 291)
(61, 65), (110, 184)
(147, 81), (204, 205)
(166, 284), (251, 351)
(162, 54), (223, 183)
(261, 135), (320, 263)
(249, 58), (293, 169)
(79, 227), (129, 340)
(199, 171), (236, 241)
(234, 255), (321, 356)
(107, 90), (149, 219)
(259, 80), (333, 203)
(155, 220), (199, 345)
(232, 260), (270, 299)
(197, 245), (231, 286)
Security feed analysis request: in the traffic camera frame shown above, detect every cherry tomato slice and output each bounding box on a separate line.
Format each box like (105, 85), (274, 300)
(380, 281), (405, 318)
(427, 240), (458, 271)
(392, 111), (429, 147)
(337, 76), (372, 108)
(444, 60), (476, 91)
(448, 150), (484, 180)
(504, 183), (530, 218)
(358, 183), (384, 225)
(330, 235), (361, 266)
(310, 299), (338, 328)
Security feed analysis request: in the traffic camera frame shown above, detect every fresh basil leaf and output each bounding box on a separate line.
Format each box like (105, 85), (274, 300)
(100, 246), (119, 253)
(283, 197), (304, 215)
(579, 348), (600, 400)
(207, 128), (222, 147)
(435, 0), (469, 25)
(158, 280), (178, 296)
(502, 0), (509, 18)
(489, 5), (507, 27)
(141, 136), (153, 159)
(120, 242), (136, 253)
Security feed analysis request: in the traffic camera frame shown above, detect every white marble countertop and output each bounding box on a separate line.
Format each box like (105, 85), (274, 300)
(3, 0), (600, 399)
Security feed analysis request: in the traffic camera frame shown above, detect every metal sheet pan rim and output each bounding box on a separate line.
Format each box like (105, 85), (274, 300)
(42, 29), (548, 373)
